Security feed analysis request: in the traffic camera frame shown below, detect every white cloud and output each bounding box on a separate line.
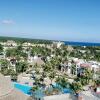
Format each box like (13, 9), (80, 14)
(2, 20), (14, 24)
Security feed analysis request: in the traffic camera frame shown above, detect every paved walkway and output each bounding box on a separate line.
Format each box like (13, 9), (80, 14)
(44, 94), (77, 100)
(81, 91), (100, 100)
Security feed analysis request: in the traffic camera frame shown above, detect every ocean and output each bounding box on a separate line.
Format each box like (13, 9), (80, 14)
(64, 41), (100, 46)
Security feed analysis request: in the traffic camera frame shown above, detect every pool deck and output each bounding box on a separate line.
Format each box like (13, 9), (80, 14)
(81, 91), (100, 100)
(17, 73), (34, 86)
(44, 94), (77, 100)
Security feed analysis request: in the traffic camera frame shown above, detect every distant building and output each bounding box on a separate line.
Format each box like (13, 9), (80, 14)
(6, 40), (17, 47)
(52, 41), (64, 48)
(22, 42), (32, 47)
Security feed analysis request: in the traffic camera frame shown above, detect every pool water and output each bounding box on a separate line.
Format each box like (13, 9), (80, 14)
(13, 82), (44, 98)
(52, 83), (72, 93)
(13, 82), (32, 95)
(13, 82), (72, 96)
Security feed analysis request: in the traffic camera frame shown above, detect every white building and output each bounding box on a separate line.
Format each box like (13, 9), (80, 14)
(22, 42), (32, 47)
(53, 41), (64, 48)
(5, 40), (17, 47)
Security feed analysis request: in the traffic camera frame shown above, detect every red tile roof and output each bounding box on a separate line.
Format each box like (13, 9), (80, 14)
(80, 63), (91, 68)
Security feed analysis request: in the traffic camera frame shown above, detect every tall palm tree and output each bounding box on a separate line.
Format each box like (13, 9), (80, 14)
(71, 62), (76, 75)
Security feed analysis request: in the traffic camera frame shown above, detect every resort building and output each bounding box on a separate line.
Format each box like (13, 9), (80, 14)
(52, 41), (64, 48)
(22, 42), (32, 47)
(5, 40), (17, 47)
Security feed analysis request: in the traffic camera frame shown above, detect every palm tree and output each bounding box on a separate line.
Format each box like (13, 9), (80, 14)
(84, 68), (93, 84)
(16, 61), (28, 73)
(9, 69), (17, 81)
(77, 68), (93, 86)
(30, 85), (39, 99)
(6, 48), (16, 57)
(71, 81), (83, 94)
(0, 59), (10, 70)
(0, 44), (3, 53)
(94, 80), (100, 87)
(55, 75), (69, 90)
(71, 62), (76, 75)
(49, 70), (56, 85)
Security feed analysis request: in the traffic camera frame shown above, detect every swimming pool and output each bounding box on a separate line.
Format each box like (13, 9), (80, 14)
(13, 82), (72, 96)
(52, 83), (72, 94)
(13, 82), (32, 95)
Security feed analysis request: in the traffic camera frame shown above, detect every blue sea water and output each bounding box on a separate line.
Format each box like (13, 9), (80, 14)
(64, 41), (100, 46)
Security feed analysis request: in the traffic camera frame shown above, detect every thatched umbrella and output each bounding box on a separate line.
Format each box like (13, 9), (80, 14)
(0, 73), (32, 100)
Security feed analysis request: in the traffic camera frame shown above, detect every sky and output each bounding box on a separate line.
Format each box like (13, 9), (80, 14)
(0, 0), (100, 42)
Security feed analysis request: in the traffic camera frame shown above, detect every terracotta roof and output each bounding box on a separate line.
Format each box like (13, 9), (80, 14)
(80, 63), (91, 68)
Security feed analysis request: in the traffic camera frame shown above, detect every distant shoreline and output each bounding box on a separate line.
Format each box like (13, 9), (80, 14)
(64, 41), (100, 46)
(0, 36), (100, 46)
